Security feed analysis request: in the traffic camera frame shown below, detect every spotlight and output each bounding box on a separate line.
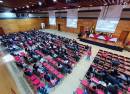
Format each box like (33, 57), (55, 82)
(0, 0), (3, 3)
(38, 2), (42, 6)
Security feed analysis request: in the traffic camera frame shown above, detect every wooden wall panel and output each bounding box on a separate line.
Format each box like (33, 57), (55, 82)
(48, 18), (130, 40)
(115, 20), (130, 38)
(56, 18), (67, 32)
(126, 33), (130, 41)
(0, 17), (130, 41)
(0, 18), (49, 34)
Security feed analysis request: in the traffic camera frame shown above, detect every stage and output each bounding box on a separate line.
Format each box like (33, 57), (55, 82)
(79, 37), (124, 51)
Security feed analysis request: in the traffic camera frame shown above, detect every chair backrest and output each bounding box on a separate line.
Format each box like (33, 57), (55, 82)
(76, 88), (84, 94)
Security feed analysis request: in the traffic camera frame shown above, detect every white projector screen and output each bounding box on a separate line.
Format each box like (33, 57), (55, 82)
(96, 20), (119, 33)
(96, 5), (123, 33)
(49, 11), (56, 25)
(67, 9), (78, 28)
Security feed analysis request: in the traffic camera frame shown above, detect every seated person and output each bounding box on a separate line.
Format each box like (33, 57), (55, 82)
(24, 68), (33, 76)
(107, 84), (118, 94)
(111, 58), (120, 68)
(44, 72), (51, 82)
(93, 57), (100, 64)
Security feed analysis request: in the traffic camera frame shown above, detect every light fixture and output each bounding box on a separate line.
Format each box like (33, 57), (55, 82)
(26, 5), (29, 8)
(22, 6), (25, 8)
(38, 1), (42, 6)
(0, 0), (3, 3)
(78, 6), (80, 8)
(14, 8), (17, 10)
(53, 0), (57, 2)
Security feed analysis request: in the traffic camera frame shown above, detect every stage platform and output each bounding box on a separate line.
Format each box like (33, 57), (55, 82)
(79, 37), (124, 51)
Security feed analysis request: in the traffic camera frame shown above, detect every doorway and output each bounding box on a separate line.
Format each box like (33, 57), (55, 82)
(80, 26), (84, 32)
(0, 27), (5, 35)
(119, 31), (129, 44)
(58, 24), (61, 31)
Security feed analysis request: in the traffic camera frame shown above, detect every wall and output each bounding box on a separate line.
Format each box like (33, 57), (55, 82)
(0, 7), (130, 40)
(0, 18), (48, 34)
(49, 18), (130, 39)
(48, 8), (130, 40)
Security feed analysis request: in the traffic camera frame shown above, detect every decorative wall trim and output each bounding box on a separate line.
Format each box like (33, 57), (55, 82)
(0, 17), (48, 20)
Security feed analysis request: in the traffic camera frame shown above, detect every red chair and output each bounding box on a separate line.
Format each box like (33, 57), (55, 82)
(128, 87), (130, 92)
(81, 80), (88, 87)
(118, 90), (123, 94)
(91, 77), (99, 84)
(33, 79), (40, 85)
(53, 70), (59, 75)
(37, 82), (45, 88)
(30, 75), (37, 81)
(57, 73), (64, 79)
(76, 88), (84, 94)
(14, 56), (21, 62)
(96, 89), (105, 94)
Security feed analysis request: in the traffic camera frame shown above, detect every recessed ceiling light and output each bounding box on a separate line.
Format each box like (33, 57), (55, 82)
(0, 0), (3, 3)
(78, 6), (80, 8)
(53, 0), (57, 2)
(26, 5), (29, 8)
(14, 8), (17, 10)
(38, 2), (42, 6)
(23, 6), (25, 8)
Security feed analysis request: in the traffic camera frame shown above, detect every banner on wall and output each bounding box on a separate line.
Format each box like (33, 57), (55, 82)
(49, 11), (56, 25)
(96, 5), (124, 33)
(67, 9), (78, 28)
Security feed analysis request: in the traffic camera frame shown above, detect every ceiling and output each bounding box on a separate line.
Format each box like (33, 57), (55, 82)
(0, 0), (130, 13)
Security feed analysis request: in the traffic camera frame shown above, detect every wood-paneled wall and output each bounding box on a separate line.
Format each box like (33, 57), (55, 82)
(0, 18), (48, 34)
(49, 18), (130, 40)
(0, 17), (130, 41)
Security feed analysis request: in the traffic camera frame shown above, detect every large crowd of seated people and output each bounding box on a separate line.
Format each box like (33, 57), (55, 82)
(0, 30), (89, 94)
(75, 50), (130, 94)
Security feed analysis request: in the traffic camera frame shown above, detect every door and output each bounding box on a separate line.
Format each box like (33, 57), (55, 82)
(119, 31), (129, 44)
(80, 26), (84, 32)
(0, 27), (5, 35)
(58, 24), (61, 31)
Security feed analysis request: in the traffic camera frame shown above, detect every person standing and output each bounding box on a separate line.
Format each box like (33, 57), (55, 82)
(85, 46), (92, 61)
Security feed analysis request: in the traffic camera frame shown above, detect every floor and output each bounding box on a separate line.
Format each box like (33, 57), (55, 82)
(0, 62), (20, 94)
(0, 29), (129, 94)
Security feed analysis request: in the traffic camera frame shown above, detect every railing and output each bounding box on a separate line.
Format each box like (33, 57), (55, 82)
(0, 45), (34, 94)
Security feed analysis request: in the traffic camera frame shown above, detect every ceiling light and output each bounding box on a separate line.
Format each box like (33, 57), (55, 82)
(53, 0), (57, 2)
(26, 5), (29, 8)
(78, 6), (80, 8)
(38, 2), (42, 6)
(14, 8), (17, 10)
(0, 0), (3, 3)
(23, 6), (25, 8)
(64, 7), (67, 9)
